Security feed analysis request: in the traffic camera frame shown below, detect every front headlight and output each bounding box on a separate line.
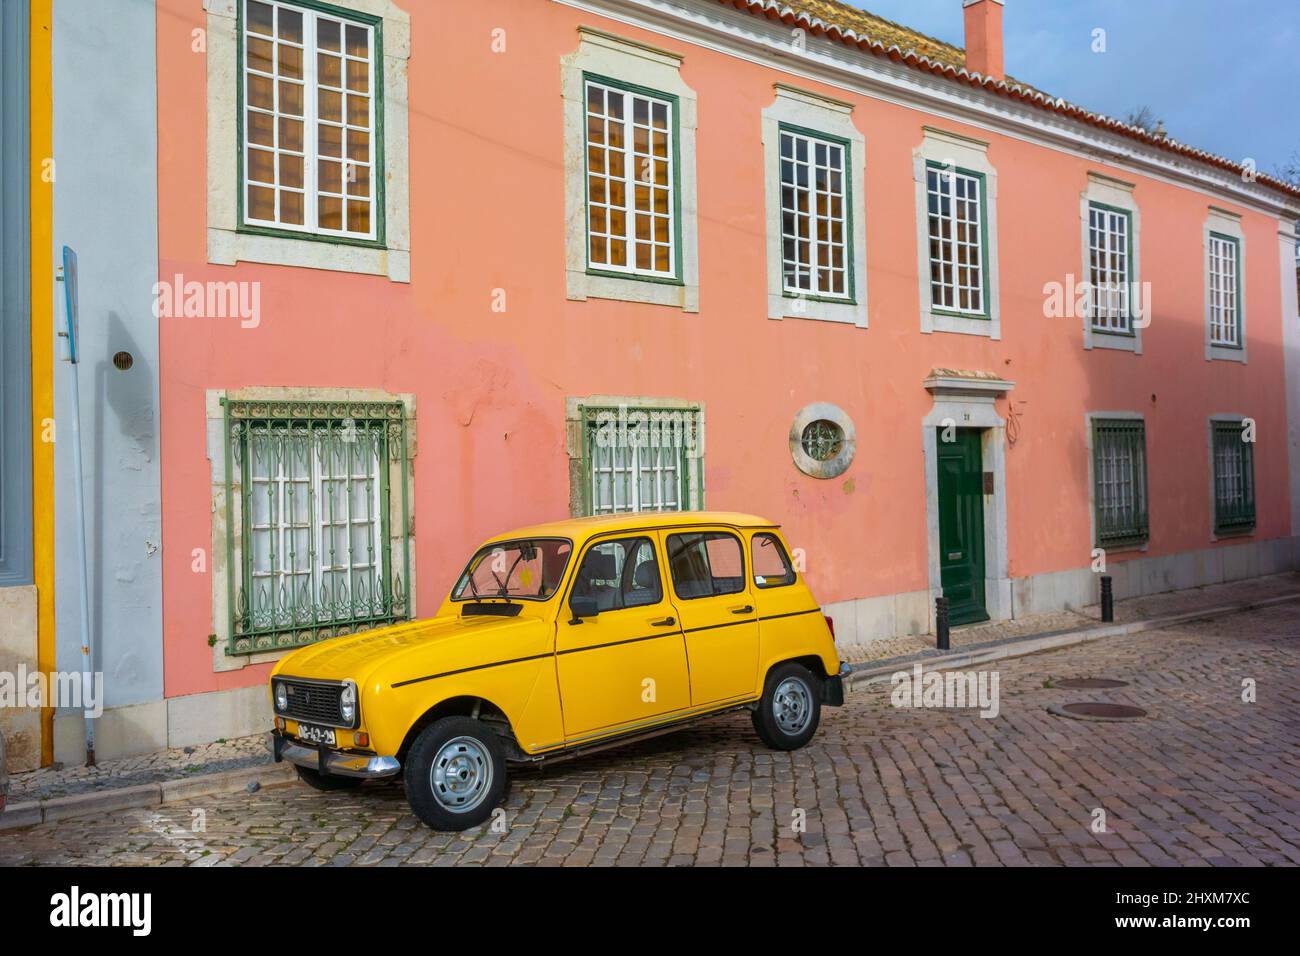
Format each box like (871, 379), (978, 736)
(274, 681), (288, 712)
(340, 682), (357, 725)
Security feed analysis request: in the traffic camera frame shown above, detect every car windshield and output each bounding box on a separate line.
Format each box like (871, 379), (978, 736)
(451, 538), (573, 602)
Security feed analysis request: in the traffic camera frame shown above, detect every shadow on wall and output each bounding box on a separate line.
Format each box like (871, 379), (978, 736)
(87, 311), (158, 683)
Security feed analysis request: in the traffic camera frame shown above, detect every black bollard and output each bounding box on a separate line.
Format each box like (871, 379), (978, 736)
(936, 595), (950, 651)
(1100, 574), (1114, 623)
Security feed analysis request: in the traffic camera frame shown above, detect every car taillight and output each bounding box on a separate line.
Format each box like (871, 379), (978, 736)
(824, 615), (835, 639)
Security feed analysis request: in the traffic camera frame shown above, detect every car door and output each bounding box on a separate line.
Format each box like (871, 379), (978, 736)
(663, 528), (759, 706)
(555, 534), (690, 740)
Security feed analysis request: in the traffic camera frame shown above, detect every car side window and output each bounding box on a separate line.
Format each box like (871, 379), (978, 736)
(751, 533), (796, 588)
(666, 532), (745, 600)
(571, 537), (663, 612)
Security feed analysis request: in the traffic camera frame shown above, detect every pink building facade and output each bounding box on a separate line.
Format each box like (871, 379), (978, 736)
(133, 0), (1300, 747)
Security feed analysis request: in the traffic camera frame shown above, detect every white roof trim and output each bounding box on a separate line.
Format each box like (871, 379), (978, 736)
(556, 0), (1300, 219)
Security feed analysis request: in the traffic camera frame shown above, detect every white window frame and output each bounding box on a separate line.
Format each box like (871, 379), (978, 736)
(240, 0), (378, 241)
(1080, 173), (1143, 353)
(1204, 207), (1247, 363)
(206, 0), (411, 281)
(926, 165), (986, 316)
(762, 85), (867, 328)
(1208, 234), (1241, 347)
(1087, 204), (1131, 332)
(562, 29), (699, 312)
(912, 127), (1001, 339)
(779, 129), (850, 300)
(582, 78), (677, 280)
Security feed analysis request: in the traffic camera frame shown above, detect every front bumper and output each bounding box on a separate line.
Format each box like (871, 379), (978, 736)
(822, 664), (850, 707)
(269, 731), (401, 780)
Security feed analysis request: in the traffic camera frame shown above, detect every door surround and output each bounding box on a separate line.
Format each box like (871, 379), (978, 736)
(922, 370), (1015, 630)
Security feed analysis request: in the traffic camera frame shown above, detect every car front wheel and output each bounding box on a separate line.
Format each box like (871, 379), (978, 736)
(752, 662), (822, 751)
(403, 716), (506, 831)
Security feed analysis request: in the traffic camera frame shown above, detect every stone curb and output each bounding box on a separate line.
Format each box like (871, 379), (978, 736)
(0, 761), (297, 833)
(845, 590), (1300, 688)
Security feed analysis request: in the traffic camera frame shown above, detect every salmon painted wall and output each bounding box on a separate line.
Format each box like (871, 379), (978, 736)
(155, 0), (1291, 698)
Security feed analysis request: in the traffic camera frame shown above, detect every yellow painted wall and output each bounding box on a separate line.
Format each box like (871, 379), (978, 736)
(30, 0), (54, 766)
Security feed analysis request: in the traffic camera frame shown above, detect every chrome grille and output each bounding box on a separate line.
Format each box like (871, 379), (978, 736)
(277, 679), (345, 727)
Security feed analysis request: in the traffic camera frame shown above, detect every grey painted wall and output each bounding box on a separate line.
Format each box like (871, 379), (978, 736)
(1, 0), (33, 588)
(52, 0), (162, 710)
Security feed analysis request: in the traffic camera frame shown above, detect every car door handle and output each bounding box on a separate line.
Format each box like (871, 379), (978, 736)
(651, 616), (676, 627)
(730, 605), (754, 615)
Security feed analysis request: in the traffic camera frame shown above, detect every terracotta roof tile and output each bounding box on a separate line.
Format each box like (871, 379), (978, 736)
(713, 0), (1300, 202)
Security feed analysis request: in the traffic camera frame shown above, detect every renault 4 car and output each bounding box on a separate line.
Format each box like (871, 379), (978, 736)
(269, 512), (847, 830)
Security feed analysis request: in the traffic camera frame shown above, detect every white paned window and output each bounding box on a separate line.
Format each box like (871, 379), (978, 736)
(926, 165), (985, 314)
(241, 0), (378, 239)
(584, 79), (676, 278)
(585, 409), (699, 515)
(780, 129), (849, 298)
(1088, 204), (1132, 332)
(1209, 233), (1241, 347)
(245, 424), (384, 633)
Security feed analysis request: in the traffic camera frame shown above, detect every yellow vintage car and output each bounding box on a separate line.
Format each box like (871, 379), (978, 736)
(268, 512), (847, 830)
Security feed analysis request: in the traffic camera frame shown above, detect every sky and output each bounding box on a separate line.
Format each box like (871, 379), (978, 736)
(843, 0), (1298, 177)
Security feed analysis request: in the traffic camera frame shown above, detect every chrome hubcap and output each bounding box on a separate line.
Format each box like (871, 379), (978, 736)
(773, 677), (813, 735)
(429, 736), (492, 813)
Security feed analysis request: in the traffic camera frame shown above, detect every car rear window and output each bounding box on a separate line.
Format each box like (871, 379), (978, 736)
(666, 532), (745, 599)
(751, 533), (796, 588)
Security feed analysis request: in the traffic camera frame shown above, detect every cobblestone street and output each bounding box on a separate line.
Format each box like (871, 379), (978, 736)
(3, 604), (1297, 867)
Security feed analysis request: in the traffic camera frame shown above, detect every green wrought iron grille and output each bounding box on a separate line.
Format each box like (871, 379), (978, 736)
(1212, 420), (1255, 535)
(1092, 418), (1149, 549)
(222, 399), (411, 654)
(583, 406), (700, 515)
(800, 419), (844, 462)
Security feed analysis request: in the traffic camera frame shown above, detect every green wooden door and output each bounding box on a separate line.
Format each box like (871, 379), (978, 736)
(937, 428), (988, 626)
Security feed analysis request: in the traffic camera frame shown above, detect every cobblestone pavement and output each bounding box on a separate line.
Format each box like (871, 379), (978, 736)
(10, 572), (1295, 805)
(3, 602), (1297, 867)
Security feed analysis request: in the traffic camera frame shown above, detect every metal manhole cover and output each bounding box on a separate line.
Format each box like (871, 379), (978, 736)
(1049, 702), (1148, 722)
(1054, 678), (1130, 689)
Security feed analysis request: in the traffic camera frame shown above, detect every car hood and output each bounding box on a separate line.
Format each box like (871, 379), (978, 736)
(272, 612), (552, 687)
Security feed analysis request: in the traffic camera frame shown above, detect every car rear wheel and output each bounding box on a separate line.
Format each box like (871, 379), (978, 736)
(294, 765), (364, 791)
(403, 716), (506, 831)
(752, 662), (821, 750)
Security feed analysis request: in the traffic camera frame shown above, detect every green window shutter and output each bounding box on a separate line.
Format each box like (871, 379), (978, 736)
(1212, 420), (1255, 535)
(1092, 418), (1149, 549)
(222, 399), (411, 654)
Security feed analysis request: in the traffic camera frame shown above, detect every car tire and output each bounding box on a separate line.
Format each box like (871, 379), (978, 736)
(294, 764), (364, 791)
(403, 716), (507, 831)
(752, 662), (822, 751)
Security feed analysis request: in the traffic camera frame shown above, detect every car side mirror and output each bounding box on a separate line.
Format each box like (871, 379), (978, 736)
(568, 596), (599, 624)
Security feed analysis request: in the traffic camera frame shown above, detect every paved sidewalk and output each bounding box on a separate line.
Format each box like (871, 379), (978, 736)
(7, 732), (273, 804)
(836, 571), (1300, 664)
(3, 571), (1296, 826)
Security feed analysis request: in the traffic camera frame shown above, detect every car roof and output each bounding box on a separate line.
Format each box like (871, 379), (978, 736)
(483, 511), (780, 544)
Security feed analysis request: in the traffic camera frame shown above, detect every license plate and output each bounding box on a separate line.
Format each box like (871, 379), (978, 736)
(296, 723), (336, 746)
